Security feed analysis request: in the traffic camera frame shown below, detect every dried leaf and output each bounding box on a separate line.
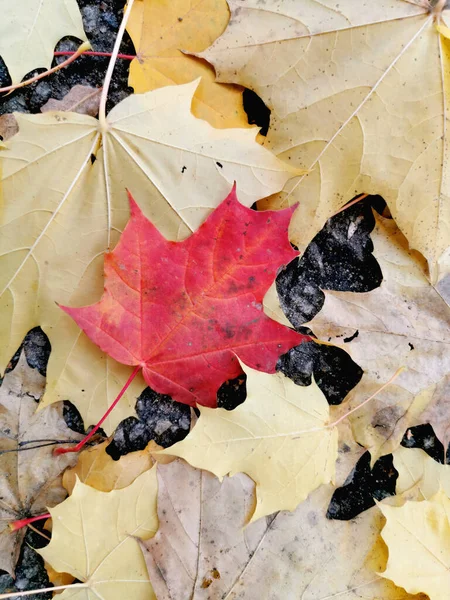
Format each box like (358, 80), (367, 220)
(127, 0), (250, 129)
(0, 115), (18, 141)
(394, 446), (450, 500)
(163, 362), (337, 519)
(0, 0), (87, 84)
(39, 467), (158, 600)
(0, 80), (297, 432)
(40, 85), (102, 116)
(201, 1), (450, 282)
(301, 213), (450, 462)
(0, 354), (82, 576)
(143, 459), (421, 599)
(63, 440), (157, 494)
(61, 188), (305, 408)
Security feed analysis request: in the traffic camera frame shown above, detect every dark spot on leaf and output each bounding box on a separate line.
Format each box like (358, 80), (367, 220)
(408, 342), (414, 350)
(216, 162), (223, 168)
(343, 330), (359, 343)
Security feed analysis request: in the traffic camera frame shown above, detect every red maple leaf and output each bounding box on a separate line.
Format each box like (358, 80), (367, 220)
(61, 187), (308, 407)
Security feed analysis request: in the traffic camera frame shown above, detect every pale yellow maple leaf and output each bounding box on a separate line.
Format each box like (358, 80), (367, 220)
(142, 458), (423, 599)
(39, 466), (158, 600)
(394, 446), (450, 500)
(162, 362), (338, 520)
(264, 212), (450, 463)
(0, 80), (298, 433)
(127, 0), (251, 130)
(0, 0), (87, 84)
(200, 0), (450, 283)
(0, 353), (82, 576)
(380, 489), (450, 600)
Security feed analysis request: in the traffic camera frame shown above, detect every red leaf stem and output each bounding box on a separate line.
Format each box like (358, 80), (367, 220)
(10, 513), (51, 532)
(53, 364), (141, 456)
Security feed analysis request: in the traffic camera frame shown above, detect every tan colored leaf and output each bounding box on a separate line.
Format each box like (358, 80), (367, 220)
(0, 353), (82, 576)
(201, 0), (450, 282)
(380, 490), (450, 600)
(63, 439), (158, 494)
(303, 213), (450, 462)
(0, 115), (18, 141)
(127, 0), (251, 129)
(39, 466), (158, 600)
(143, 459), (422, 599)
(162, 362), (338, 520)
(41, 85), (102, 116)
(0, 80), (297, 433)
(0, 0), (87, 84)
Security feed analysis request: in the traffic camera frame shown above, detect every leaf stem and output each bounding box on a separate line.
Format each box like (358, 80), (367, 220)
(10, 513), (51, 532)
(54, 365), (141, 456)
(98, 0), (136, 130)
(0, 42), (91, 94)
(0, 583), (88, 599)
(54, 51), (136, 60)
(331, 193), (369, 217)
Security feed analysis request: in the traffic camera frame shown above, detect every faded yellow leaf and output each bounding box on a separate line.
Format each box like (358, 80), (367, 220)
(0, 81), (297, 433)
(202, 0), (450, 282)
(62, 440), (159, 494)
(0, 0), (87, 84)
(302, 213), (450, 462)
(394, 446), (450, 500)
(380, 490), (450, 600)
(39, 467), (158, 600)
(128, 0), (250, 129)
(163, 362), (338, 520)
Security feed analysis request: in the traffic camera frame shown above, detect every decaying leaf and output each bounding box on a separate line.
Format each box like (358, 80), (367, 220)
(39, 466), (158, 600)
(62, 440), (159, 494)
(140, 459), (269, 600)
(0, 115), (18, 141)
(303, 213), (450, 462)
(0, 80), (298, 432)
(40, 85), (102, 116)
(0, 0), (87, 84)
(143, 459), (421, 599)
(127, 0), (250, 129)
(0, 353), (82, 576)
(201, 0), (450, 282)
(62, 188), (305, 408)
(394, 446), (450, 500)
(163, 362), (337, 519)
(380, 489), (450, 600)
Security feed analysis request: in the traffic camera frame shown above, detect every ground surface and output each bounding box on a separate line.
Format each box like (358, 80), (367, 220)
(0, 1), (443, 596)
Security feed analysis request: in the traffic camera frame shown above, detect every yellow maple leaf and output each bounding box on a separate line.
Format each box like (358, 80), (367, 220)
(39, 466), (158, 600)
(0, 0), (87, 84)
(0, 81), (297, 433)
(162, 362), (338, 520)
(127, 0), (250, 129)
(394, 446), (450, 501)
(380, 489), (450, 600)
(201, 0), (450, 283)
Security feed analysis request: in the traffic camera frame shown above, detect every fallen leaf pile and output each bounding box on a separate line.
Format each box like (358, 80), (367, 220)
(0, 0), (449, 599)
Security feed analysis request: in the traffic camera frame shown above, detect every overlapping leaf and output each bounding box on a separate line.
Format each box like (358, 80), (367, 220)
(61, 187), (306, 407)
(0, 80), (297, 431)
(127, 0), (250, 129)
(380, 490), (450, 600)
(164, 362), (337, 519)
(39, 467), (158, 600)
(0, 354), (82, 576)
(201, 0), (450, 282)
(0, 0), (87, 84)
